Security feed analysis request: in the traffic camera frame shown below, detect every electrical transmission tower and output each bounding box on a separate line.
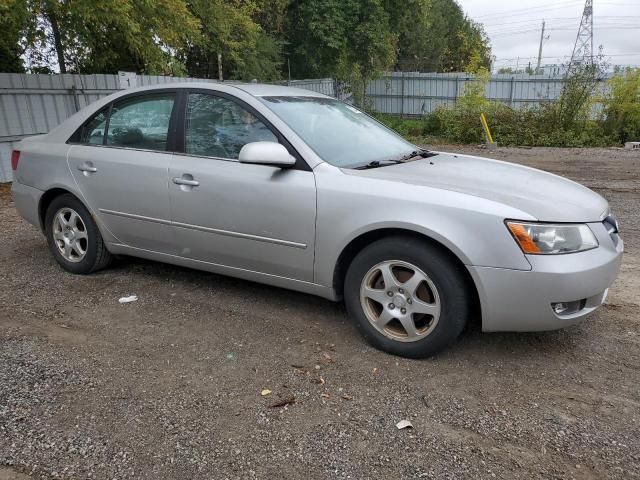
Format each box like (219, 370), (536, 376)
(569, 0), (594, 68)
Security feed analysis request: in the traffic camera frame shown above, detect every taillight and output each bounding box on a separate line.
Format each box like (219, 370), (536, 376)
(11, 150), (20, 171)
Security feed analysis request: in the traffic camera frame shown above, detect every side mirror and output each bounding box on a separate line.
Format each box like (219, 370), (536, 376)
(238, 141), (296, 167)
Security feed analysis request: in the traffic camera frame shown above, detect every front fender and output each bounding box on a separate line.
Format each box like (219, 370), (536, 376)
(313, 165), (533, 288)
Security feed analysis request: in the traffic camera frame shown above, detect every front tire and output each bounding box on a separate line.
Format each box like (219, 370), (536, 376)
(45, 194), (112, 274)
(344, 236), (471, 358)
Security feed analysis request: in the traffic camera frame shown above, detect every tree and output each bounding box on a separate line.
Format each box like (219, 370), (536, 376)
(1, 0), (490, 80)
(386, 0), (491, 73)
(14, 0), (200, 74)
(286, 0), (395, 104)
(0, 0), (29, 72)
(183, 0), (283, 81)
(386, 0), (447, 72)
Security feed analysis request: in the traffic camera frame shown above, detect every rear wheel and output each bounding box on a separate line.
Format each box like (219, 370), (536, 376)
(45, 194), (112, 274)
(344, 236), (471, 358)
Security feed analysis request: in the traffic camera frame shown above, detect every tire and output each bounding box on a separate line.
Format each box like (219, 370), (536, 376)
(344, 236), (471, 358)
(44, 193), (112, 274)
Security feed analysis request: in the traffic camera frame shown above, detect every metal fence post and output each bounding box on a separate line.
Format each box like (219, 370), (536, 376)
(70, 85), (80, 112)
(454, 76), (459, 105)
(400, 72), (405, 118)
(509, 77), (515, 107)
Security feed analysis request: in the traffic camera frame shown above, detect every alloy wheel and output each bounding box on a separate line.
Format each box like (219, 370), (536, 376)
(359, 260), (441, 342)
(52, 207), (88, 263)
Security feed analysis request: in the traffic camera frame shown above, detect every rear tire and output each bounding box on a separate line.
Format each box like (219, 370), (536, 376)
(45, 194), (112, 274)
(344, 236), (471, 358)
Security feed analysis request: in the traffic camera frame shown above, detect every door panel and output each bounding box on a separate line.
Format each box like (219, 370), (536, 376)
(67, 92), (177, 253)
(68, 146), (175, 253)
(168, 92), (316, 281)
(168, 156), (316, 281)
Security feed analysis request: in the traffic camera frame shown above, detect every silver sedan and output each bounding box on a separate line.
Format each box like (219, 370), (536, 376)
(11, 83), (623, 357)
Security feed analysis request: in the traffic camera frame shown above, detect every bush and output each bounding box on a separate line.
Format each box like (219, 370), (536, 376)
(423, 103), (613, 147)
(602, 68), (640, 143)
(375, 61), (630, 148)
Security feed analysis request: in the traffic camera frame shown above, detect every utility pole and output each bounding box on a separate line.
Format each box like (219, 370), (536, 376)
(536, 20), (546, 74)
(217, 53), (223, 82)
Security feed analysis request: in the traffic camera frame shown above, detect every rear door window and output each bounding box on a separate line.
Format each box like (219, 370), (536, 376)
(79, 109), (108, 144)
(106, 94), (175, 151)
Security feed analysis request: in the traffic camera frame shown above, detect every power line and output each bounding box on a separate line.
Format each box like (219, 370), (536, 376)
(484, 15), (640, 28)
(474, 0), (583, 19)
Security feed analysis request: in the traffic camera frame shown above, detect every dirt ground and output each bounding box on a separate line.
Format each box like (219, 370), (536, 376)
(1, 146), (639, 479)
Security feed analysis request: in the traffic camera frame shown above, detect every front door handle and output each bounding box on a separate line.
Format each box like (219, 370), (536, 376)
(78, 162), (97, 173)
(172, 175), (200, 187)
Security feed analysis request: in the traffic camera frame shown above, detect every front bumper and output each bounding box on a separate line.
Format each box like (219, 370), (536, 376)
(468, 222), (623, 332)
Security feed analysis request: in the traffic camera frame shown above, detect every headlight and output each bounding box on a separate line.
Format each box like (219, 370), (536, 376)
(506, 221), (598, 254)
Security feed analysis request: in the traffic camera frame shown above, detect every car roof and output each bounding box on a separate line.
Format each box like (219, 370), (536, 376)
(42, 81), (333, 146)
(121, 81), (331, 99)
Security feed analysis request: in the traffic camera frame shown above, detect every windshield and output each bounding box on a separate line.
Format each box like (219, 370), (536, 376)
(260, 96), (417, 168)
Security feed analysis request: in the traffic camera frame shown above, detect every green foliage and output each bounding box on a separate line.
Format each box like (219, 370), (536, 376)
(13, 0), (200, 74)
(422, 97), (619, 148)
(286, 0), (395, 105)
(545, 60), (607, 132)
(0, 0), (28, 72)
(387, 0), (491, 73)
(456, 70), (490, 111)
(422, 100), (615, 148)
(3, 0), (492, 86)
(404, 61), (621, 148)
(603, 68), (640, 143)
(183, 0), (283, 81)
(497, 66), (534, 75)
(386, 60), (620, 149)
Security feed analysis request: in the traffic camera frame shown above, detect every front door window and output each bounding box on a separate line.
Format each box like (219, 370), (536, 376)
(185, 93), (277, 159)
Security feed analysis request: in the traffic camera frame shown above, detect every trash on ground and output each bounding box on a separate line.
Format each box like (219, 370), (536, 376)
(118, 295), (138, 304)
(396, 420), (414, 430)
(260, 389), (272, 396)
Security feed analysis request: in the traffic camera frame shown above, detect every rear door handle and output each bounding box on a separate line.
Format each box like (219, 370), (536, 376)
(78, 162), (97, 173)
(172, 176), (200, 187)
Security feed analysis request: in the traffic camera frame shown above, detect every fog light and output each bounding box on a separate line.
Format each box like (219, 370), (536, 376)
(553, 302), (569, 314)
(551, 300), (586, 316)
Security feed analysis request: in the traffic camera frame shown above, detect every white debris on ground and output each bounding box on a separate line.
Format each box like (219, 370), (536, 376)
(118, 295), (138, 304)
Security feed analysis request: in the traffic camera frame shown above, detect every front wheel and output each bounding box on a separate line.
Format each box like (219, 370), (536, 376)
(344, 236), (471, 358)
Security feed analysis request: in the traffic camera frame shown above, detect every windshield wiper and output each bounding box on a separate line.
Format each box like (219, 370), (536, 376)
(350, 150), (438, 170)
(398, 149), (438, 161)
(352, 159), (406, 170)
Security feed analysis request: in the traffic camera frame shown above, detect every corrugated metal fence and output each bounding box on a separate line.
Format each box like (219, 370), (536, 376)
(0, 72), (599, 181)
(0, 74), (335, 181)
(365, 72), (608, 116)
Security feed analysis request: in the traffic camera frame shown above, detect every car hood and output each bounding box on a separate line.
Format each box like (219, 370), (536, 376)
(345, 152), (608, 222)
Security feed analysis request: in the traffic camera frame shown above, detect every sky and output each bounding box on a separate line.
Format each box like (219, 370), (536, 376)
(458, 0), (640, 71)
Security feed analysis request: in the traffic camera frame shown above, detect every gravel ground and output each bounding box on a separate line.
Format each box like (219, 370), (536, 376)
(1, 146), (639, 479)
